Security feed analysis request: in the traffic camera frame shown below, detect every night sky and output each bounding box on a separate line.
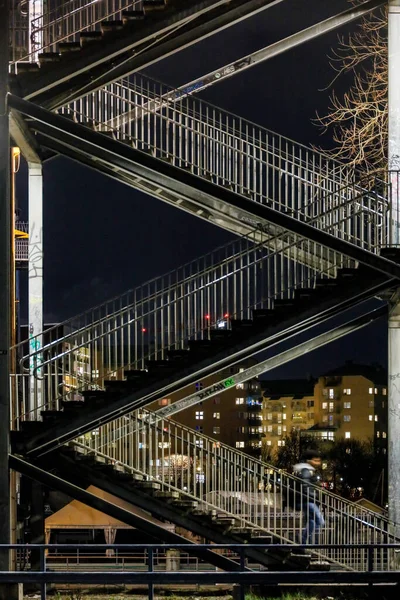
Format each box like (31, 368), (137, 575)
(15, 0), (388, 378)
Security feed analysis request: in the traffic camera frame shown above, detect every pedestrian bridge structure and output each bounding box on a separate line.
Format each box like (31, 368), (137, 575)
(6, 0), (400, 579)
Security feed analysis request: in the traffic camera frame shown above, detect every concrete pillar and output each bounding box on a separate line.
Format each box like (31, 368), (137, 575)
(28, 162), (43, 418)
(388, 1), (400, 541)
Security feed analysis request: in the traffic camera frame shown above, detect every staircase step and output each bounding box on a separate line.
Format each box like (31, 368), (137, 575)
(80, 31), (103, 46)
(38, 52), (61, 66)
(61, 400), (85, 412)
(154, 490), (180, 500)
(252, 308), (275, 322)
(166, 349), (191, 362)
(209, 329), (233, 341)
(273, 299), (296, 311)
(230, 319), (254, 332)
(293, 288), (316, 301)
(15, 62), (40, 74)
(337, 267), (359, 279)
(315, 277), (339, 289)
(122, 10), (145, 24)
(135, 480), (161, 490)
(100, 20), (124, 34)
(143, 0), (166, 13)
(381, 247), (400, 262)
(173, 499), (198, 509)
(124, 369), (149, 381)
(58, 42), (81, 55)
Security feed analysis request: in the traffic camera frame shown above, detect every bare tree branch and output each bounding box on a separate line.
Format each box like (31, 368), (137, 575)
(314, 2), (387, 176)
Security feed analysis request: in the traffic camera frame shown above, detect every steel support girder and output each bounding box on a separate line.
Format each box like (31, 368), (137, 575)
(0, 569), (400, 585)
(8, 454), (242, 572)
(43, 450), (284, 569)
(109, 0), (386, 129)
(8, 95), (400, 281)
(18, 276), (394, 458)
(16, 0), (286, 109)
(155, 304), (388, 420)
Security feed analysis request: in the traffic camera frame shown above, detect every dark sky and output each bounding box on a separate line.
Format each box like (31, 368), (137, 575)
(16, 0), (388, 378)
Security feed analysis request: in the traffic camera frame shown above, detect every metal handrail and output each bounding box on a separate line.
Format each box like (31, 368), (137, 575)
(75, 408), (397, 571)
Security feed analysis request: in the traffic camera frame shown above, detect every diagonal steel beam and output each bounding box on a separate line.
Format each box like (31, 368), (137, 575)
(9, 94), (400, 282)
(17, 0), (287, 110)
(9, 454), (245, 572)
(107, 0), (386, 130)
(154, 305), (388, 420)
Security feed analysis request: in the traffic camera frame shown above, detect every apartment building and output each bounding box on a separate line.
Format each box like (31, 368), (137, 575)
(311, 362), (387, 449)
(261, 378), (316, 454)
(147, 359), (264, 455)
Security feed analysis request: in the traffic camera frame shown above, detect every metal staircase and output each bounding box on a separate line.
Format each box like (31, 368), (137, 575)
(8, 0), (400, 575)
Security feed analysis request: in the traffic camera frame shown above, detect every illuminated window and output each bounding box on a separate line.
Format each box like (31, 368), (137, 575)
(213, 427), (221, 435)
(236, 441), (245, 448)
(329, 402), (334, 412)
(236, 383), (244, 389)
(322, 415), (328, 423)
(195, 382), (203, 391)
(377, 431), (380, 438)
(369, 387), (374, 394)
(283, 413), (287, 420)
(322, 402), (328, 410)
(329, 388), (335, 399)
(383, 388), (387, 396)
(267, 413), (273, 420)
(235, 398), (244, 405)
(343, 388), (351, 395)
(278, 426), (282, 435)
(267, 425), (273, 432)
(369, 415), (373, 421)
(213, 412), (220, 419)
(278, 440), (286, 447)
(195, 411), (204, 420)
(345, 432), (351, 439)
(343, 415), (351, 422)
(266, 440), (272, 446)
(195, 439), (203, 447)
(375, 415), (378, 422)
(138, 442), (148, 449)
(383, 432), (387, 438)
(283, 425), (287, 432)
(344, 402), (351, 409)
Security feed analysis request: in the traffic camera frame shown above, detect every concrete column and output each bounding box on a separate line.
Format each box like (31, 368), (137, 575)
(388, 1), (400, 541)
(28, 162), (43, 418)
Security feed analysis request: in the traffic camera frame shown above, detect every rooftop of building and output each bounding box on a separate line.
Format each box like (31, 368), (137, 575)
(321, 361), (387, 385)
(261, 378), (316, 400)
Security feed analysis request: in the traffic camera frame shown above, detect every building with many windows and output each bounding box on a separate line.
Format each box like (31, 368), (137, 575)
(261, 378), (316, 454)
(147, 359), (264, 456)
(311, 362), (387, 449)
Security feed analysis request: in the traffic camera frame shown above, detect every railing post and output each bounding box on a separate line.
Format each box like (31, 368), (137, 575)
(148, 547), (154, 600)
(239, 546), (246, 600)
(40, 545), (46, 600)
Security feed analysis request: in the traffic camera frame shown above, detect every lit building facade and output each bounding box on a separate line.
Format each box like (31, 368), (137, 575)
(312, 363), (388, 449)
(147, 360), (264, 456)
(261, 379), (316, 455)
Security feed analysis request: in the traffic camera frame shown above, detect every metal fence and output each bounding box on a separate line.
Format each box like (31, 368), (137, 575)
(75, 409), (398, 571)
